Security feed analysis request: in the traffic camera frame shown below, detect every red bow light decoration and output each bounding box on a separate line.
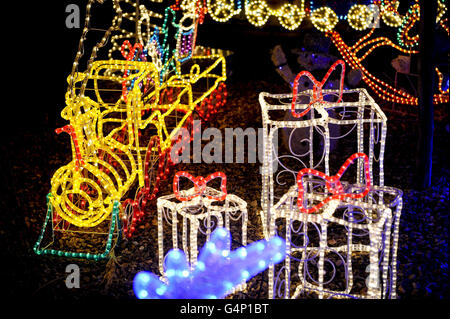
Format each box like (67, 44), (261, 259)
(173, 171), (227, 202)
(121, 40), (145, 102)
(296, 153), (371, 214)
(291, 59), (345, 118)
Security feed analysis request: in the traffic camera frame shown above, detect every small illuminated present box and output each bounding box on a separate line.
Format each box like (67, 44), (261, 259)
(157, 172), (248, 277)
(267, 168), (403, 299)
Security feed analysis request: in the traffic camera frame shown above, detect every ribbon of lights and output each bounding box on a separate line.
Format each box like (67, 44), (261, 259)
(326, 22), (449, 105)
(291, 60), (345, 118)
(397, 2), (420, 49)
(134, 227), (286, 299)
(297, 153), (371, 214)
(202, 0), (448, 34)
(173, 171), (228, 201)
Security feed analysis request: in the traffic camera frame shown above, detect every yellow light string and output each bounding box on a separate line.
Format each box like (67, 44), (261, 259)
(347, 4), (374, 31)
(378, 0), (403, 27)
(207, 0), (241, 23)
(310, 6), (339, 32)
(436, 67), (449, 95)
(244, 0), (305, 30)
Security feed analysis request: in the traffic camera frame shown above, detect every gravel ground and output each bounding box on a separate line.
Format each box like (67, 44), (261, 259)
(0, 63), (448, 300)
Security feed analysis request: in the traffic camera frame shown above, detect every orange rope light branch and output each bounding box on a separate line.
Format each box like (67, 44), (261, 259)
(326, 28), (449, 105)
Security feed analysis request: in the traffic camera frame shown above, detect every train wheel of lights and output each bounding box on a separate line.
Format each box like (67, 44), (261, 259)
(277, 3), (305, 31)
(50, 161), (120, 228)
(347, 4), (374, 31)
(207, 0), (238, 22)
(310, 7), (339, 32)
(245, 0), (270, 27)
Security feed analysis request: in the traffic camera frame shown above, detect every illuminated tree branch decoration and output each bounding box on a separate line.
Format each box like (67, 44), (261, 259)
(133, 227), (286, 299)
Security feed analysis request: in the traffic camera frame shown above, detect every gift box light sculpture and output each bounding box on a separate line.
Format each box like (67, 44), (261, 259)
(259, 60), (403, 298)
(133, 227), (286, 299)
(34, 0), (228, 259)
(157, 172), (248, 277)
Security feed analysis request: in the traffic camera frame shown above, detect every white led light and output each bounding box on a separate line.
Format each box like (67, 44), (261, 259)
(157, 185), (248, 294)
(259, 82), (402, 299)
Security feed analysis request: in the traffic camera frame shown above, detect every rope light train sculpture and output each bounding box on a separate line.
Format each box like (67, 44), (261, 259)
(259, 60), (403, 298)
(34, 0), (228, 259)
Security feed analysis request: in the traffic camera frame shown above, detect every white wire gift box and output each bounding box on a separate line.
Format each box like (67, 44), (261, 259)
(268, 175), (403, 299)
(157, 171), (248, 276)
(258, 61), (402, 299)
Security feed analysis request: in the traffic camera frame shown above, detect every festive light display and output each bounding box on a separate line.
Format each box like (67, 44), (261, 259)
(266, 1), (448, 105)
(133, 227), (286, 299)
(173, 171), (228, 201)
(33, 194), (121, 260)
(326, 20), (449, 105)
(199, 0), (450, 38)
(207, 0), (242, 22)
(35, 0), (228, 258)
(259, 80), (389, 238)
(244, 0), (305, 30)
(259, 64), (403, 297)
(133, 228), (285, 299)
(347, 4), (375, 31)
(269, 182), (403, 299)
(397, 2), (420, 49)
(157, 173), (248, 275)
(297, 153), (371, 214)
(291, 60), (345, 118)
(310, 6), (339, 32)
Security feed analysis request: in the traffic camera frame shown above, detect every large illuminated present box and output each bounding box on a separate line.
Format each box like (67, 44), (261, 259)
(259, 86), (388, 238)
(259, 61), (402, 298)
(267, 180), (402, 299)
(156, 172), (248, 277)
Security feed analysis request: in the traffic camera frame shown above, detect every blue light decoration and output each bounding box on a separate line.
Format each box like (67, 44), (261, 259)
(133, 228), (286, 299)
